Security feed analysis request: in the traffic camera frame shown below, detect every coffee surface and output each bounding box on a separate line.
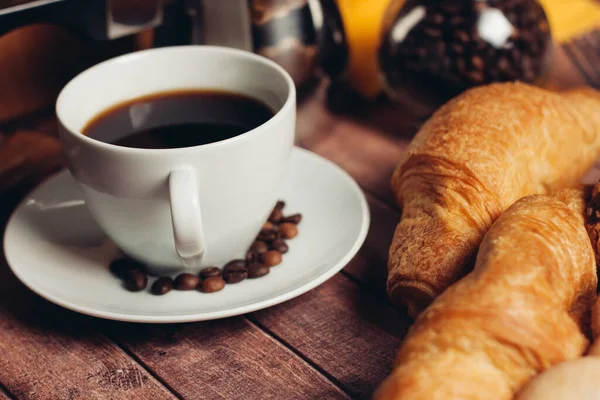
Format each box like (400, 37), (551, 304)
(82, 89), (274, 149)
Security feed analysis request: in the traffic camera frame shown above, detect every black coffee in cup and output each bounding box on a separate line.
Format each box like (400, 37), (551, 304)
(82, 89), (274, 149)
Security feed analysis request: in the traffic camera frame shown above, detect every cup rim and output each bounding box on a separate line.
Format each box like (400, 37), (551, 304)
(55, 45), (296, 155)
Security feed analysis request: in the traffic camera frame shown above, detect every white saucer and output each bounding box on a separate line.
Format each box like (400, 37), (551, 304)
(3, 147), (369, 323)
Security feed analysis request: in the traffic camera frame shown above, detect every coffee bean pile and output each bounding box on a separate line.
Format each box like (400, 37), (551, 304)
(379, 0), (551, 104)
(109, 200), (302, 295)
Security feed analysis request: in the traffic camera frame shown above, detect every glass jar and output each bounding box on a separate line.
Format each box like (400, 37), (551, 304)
(378, 0), (552, 108)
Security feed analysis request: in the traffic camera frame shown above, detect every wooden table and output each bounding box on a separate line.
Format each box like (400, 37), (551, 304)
(0, 33), (598, 399)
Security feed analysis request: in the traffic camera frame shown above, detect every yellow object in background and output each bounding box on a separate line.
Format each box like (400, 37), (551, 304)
(336, 0), (392, 99)
(336, 0), (600, 99)
(539, 0), (600, 42)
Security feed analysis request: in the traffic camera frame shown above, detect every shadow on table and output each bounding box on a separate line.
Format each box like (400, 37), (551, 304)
(322, 82), (426, 140)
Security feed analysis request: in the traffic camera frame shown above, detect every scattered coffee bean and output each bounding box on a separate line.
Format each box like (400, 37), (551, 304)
(151, 277), (173, 295)
(223, 260), (248, 283)
(174, 273), (200, 290)
(246, 251), (259, 263)
(279, 222), (298, 239)
(124, 269), (148, 292)
(250, 240), (269, 254)
(275, 200), (285, 210)
(224, 259), (246, 271)
(269, 208), (283, 223)
(270, 239), (289, 254)
(262, 221), (276, 230)
(261, 250), (282, 267)
(111, 198), (299, 294)
(199, 266), (221, 279)
(110, 258), (144, 279)
(248, 262), (270, 278)
(281, 214), (302, 224)
(201, 276), (226, 293)
(257, 229), (278, 242)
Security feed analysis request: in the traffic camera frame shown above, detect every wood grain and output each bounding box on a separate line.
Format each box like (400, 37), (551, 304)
(0, 33), (596, 400)
(302, 115), (407, 207)
(0, 278), (176, 400)
(544, 45), (590, 90)
(342, 194), (400, 300)
(250, 273), (411, 399)
(0, 130), (64, 196)
(103, 318), (351, 400)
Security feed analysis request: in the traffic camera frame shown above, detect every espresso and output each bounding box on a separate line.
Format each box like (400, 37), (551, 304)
(82, 90), (274, 149)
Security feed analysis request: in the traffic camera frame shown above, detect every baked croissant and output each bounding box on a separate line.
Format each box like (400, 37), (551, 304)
(375, 193), (597, 400)
(515, 298), (600, 400)
(513, 185), (600, 400)
(389, 82), (600, 316)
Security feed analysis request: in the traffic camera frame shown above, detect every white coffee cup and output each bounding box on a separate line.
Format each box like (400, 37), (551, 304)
(56, 46), (296, 275)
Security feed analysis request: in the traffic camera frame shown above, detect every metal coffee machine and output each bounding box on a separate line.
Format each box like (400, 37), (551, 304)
(0, 0), (346, 87)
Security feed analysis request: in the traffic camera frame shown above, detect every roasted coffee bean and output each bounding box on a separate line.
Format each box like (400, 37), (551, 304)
(474, 1), (486, 13)
(224, 259), (246, 271)
(151, 277), (173, 295)
(246, 251), (259, 263)
(110, 258), (144, 279)
(279, 222), (298, 239)
(248, 263), (270, 278)
(430, 13), (444, 24)
(262, 221), (276, 230)
(261, 250), (282, 267)
(270, 239), (289, 254)
(378, 0), (551, 105)
(455, 30), (469, 43)
(174, 273), (200, 290)
(257, 229), (278, 242)
(250, 240), (269, 254)
(423, 28), (441, 38)
(281, 214), (302, 224)
(498, 57), (510, 71)
(201, 276), (226, 293)
(275, 200), (285, 210)
(124, 270), (148, 292)
(223, 261), (248, 284)
(467, 70), (484, 83)
(449, 15), (464, 26)
(471, 55), (484, 71)
(200, 266), (221, 279)
(450, 43), (464, 55)
(456, 58), (466, 75)
(268, 208), (283, 223)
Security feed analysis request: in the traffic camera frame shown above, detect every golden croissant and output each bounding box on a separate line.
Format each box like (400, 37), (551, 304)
(375, 192), (597, 400)
(515, 297), (600, 400)
(515, 184), (600, 400)
(388, 82), (600, 316)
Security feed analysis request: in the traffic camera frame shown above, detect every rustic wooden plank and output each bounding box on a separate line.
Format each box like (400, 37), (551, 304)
(562, 33), (600, 88)
(250, 273), (411, 399)
(544, 44), (591, 90)
(0, 278), (177, 400)
(307, 119), (408, 206)
(295, 80), (341, 150)
(0, 24), (138, 123)
(0, 130), (64, 197)
(103, 318), (351, 400)
(0, 128), (351, 400)
(342, 194), (400, 300)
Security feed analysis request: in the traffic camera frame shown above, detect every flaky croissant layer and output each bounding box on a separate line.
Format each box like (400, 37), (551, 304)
(388, 82), (600, 317)
(376, 193), (597, 400)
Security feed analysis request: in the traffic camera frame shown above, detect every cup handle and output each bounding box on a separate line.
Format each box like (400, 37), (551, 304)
(169, 167), (205, 266)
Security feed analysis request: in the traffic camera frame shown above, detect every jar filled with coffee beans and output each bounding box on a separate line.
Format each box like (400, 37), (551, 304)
(378, 0), (552, 108)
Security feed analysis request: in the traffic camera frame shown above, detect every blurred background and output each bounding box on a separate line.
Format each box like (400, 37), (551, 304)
(0, 0), (599, 168)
